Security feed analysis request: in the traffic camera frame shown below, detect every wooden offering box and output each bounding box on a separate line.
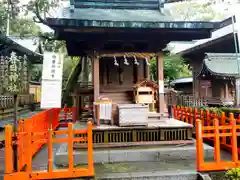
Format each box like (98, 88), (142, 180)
(133, 80), (158, 112)
(117, 104), (148, 126)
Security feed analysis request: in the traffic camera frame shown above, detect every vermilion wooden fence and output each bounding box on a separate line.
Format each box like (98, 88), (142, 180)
(5, 122), (94, 180)
(14, 107), (76, 170)
(59, 106), (76, 127)
(173, 105), (240, 171)
(17, 108), (60, 170)
(196, 117), (240, 171)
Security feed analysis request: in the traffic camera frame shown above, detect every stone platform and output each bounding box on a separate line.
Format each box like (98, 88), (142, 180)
(55, 140), (219, 165)
(73, 118), (193, 147)
(75, 117), (193, 130)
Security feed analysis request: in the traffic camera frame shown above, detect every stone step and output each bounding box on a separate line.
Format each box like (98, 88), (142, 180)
(95, 171), (199, 180)
(148, 112), (162, 118)
(55, 140), (231, 165)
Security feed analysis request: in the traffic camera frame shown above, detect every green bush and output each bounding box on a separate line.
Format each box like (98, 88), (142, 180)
(225, 168), (240, 180)
(221, 107), (240, 118)
(221, 107), (240, 113)
(198, 106), (223, 117)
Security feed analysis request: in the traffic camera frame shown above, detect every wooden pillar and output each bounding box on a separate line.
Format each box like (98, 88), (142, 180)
(93, 53), (100, 102)
(144, 61), (150, 80)
(72, 93), (79, 121)
(225, 82), (229, 99)
(156, 54), (164, 116)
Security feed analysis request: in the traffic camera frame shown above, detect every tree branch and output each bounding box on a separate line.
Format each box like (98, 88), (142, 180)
(33, 0), (48, 26)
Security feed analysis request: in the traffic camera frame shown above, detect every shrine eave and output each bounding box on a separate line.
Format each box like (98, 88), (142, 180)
(176, 17), (237, 57)
(170, 76), (193, 86)
(0, 33), (43, 64)
(47, 18), (219, 30)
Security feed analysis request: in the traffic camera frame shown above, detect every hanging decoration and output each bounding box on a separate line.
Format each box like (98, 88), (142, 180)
(134, 56), (139, 66)
(114, 56), (119, 66)
(124, 55), (129, 65)
(145, 57), (150, 66)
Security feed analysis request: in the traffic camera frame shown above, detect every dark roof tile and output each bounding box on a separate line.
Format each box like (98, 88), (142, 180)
(204, 53), (240, 77)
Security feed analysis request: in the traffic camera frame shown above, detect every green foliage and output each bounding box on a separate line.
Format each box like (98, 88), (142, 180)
(30, 65), (42, 82)
(198, 106), (223, 117)
(10, 18), (41, 37)
(0, 0), (41, 37)
(62, 56), (79, 86)
(164, 1), (225, 21)
(150, 54), (192, 82)
(225, 168), (240, 180)
(221, 107), (240, 113)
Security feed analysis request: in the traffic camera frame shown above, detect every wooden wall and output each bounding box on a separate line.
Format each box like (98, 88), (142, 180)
(99, 57), (146, 92)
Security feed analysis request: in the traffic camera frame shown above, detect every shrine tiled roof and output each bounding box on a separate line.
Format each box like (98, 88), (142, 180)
(203, 53), (240, 77)
(0, 33), (42, 64)
(175, 17), (236, 55)
(134, 79), (159, 88)
(46, 7), (219, 29)
(170, 76), (193, 86)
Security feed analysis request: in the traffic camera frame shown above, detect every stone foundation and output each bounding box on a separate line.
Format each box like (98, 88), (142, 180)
(55, 141), (215, 165)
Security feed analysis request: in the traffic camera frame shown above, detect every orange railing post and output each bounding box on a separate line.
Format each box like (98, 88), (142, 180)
(206, 110), (210, 133)
(5, 125), (13, 174)
(68, 123), (74, 171)
(17, 120), (24, 171)
(64, 105), (68, 125)
(194, 108), (198, 125)
(87, 121), (94, 175)
(213, 118), (221, 163)
(200, 110), (204, 126)
(189, 107), (193, 125)
(48, 127), (53, 173)
(221, 112), (226, 145)
(185, 107), (189, 124)
(182, 106), (185, 121)
(195, 119), (204, 171)
(25, 122), (32, 172)
(230, 113), (238, 163)
(176, 106), (179, 120)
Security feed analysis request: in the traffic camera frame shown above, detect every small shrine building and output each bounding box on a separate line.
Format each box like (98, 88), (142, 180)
(43, 0), (223, 121)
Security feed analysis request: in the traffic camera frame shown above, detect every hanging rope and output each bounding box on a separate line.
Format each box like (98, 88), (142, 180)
(134, 56), (139, 66)
(114, 56), (119, 66)
(124, 55), (129, 65)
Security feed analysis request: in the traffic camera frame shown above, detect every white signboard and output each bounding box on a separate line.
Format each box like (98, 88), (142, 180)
(40, 80), (62, 108)
(40, 52), (63, 109)
(42, 52), (63, 81)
